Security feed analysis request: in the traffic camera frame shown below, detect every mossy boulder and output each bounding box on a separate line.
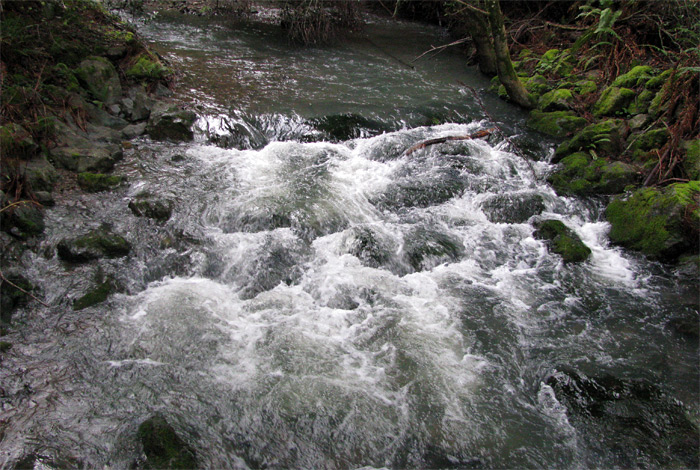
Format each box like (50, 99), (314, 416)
(572, 79), (597, 96)
(645, 69), (673, 90)
(126, 55), (171, 81)
(129, 198), (173, 222)
(555, 119), (626, 161)
(612, 65), (655, 88)
(77, 172), (125, 192)
(605, 182), (700, 260)
(549, 152), (638, 196)
(536, 49), (561, 73)
(73, 278), (116, 310)
(522, 74), (551, 97)
(648, 87), (670, 118)
(682, 140), (700, 180)
(538, 88), (574, 112)
(534, 219), (591, 262)
(2, 203), (45, 239)
(57, 229), (131, 262)
(146, 104), (196, 142)
(138, 415), (198, 470)
(592, 86), (636, 117)
(75, 56), (122, 105)
(628, 128), (670, 159)
(527, 110), (586, 138)
(25, 157), (58, 193)
(627, 88), (655, 115)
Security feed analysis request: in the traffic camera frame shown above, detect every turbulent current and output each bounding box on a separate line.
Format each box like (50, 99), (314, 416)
(1, 12), (698, 470)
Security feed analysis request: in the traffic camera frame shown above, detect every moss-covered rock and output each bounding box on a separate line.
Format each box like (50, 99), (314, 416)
(627, 88), (655, 115)
(572, 79), (597, 96)
(628, 128), (670, 159)
(73, 279), (116, 310)
(536, 49), (561, 73)
(522, 74), (551, 97)
(77, 172), (125, 192)
(548, 152), (638, 196)
(592, 86), (636, 117)
(57, 229), (131, 262)
(534, 219), (591, 262)
(538, 88), (574, 112)
(0, 341), (12, 353)
(555, 119), (626, 161)
(682, 140), (700, 180)
(129, 198), (173, 222)
(612, 65), (655, 88)
(75, 56), (122, 105)
(25, 156), (58, 193)
(527, 110), (586, 138)
(605, 182), (700, 260)
(645, 69), (673, 90)
(126, 55), (171, 81)
(2, 203), (45, 239)
(138, 415), (198, 470)
(648, 87), (670, 118)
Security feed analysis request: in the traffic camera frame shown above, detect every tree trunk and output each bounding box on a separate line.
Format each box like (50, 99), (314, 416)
(465, 13), (497, 77)
(485, 0), (535, 109)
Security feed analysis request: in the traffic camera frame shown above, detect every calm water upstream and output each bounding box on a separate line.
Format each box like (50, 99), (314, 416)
(1, 11), (698, 470)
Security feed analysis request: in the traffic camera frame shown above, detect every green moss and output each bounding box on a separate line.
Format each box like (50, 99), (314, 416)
(593, 86), (636, 117)
(549, 152), (638, 196)
(573, 79), (597, 96)
(522, 74), (551, 97)
(77, 172), (125, 192)
(682, 140), (700, 180)
(645, 69), (673, 90)
(628, 88), (655, 114)
(128, 199), (173, 221)
(57, 229), (131, 262)
(538, 88), (574, 112)
(527, 110), (586, 138)
(648, 87), (670, 118)
(612, 65), (655, 88)
(138, 416), (198, 470)
(73, 279), (115, 310)
(127, 56), (170, 80)
(605, 182), (699, 260)
(534, 219), (591, 262)
(536, 49), (561, 73)
(629, 128), (670, 158)
(0, 341), (12, 353)
(555, 119), (625, 160)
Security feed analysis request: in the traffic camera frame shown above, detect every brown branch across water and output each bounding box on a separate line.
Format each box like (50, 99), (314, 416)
(403, 128), (496, 156)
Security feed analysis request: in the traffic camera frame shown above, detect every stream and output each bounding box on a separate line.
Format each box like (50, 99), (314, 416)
(1, 11), (698, 470)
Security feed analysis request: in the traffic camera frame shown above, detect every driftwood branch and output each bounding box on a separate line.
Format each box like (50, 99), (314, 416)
(404, 128), (496, 156)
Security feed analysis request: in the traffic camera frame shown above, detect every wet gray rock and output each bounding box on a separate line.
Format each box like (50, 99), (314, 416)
(403, 227), (464, 271)
(147, 103), (196, 142)
(480, 193), (545, 223)
(75, 57), (122, 105)
(129, 197), (173, 222)
(57, 228), (131, 263)
(122, 122), (148, 139)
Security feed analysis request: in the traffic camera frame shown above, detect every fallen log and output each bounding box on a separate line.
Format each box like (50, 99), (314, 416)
(403, 127), (496, 156)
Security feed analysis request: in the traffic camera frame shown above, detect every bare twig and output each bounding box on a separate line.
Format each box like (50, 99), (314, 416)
(0, 270), (49, 308)
(412, 37), (471, 63)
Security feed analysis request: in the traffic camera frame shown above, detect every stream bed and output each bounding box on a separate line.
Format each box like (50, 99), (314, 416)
(1, 11), (698, 470)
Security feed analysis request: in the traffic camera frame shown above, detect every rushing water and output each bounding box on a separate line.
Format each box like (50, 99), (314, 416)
(1, 12), (698, 470)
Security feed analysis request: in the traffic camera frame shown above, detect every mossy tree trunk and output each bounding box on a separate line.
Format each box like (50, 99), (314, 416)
(484, 0), (534, 109)
(464, 11), (497, 77)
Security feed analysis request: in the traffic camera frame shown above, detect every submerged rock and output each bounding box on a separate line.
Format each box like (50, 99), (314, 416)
(137, 415), (198, 469)
(311, 113), (391, 141)
(534, 219), (591, 262)
(545, 368), (699, 469)
(605, 182), (699, 261)
(129, 198), (173, 222)
(57, 229), (131, 262)
(480, 192), (545, 223)
(403, 228), (464, 271)
(0, 272), (33, 325)
(73, 278), (117, 310)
